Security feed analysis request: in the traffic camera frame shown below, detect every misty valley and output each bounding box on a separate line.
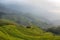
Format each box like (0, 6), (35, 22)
(1, 0), (60, 40)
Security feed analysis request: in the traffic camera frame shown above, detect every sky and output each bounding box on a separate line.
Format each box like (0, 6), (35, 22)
(0, 0), (60, 21)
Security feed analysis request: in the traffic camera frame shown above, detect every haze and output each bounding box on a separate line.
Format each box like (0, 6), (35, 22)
(0, 0), (60, 21)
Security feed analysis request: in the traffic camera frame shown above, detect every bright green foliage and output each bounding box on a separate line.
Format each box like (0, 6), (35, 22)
(0, 19), (60, 40)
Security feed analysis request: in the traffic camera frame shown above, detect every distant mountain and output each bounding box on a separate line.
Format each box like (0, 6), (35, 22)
(0, 3), (52, 29)
(0, 11), (52, 28)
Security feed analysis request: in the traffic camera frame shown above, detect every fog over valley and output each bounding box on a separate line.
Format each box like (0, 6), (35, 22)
(0, 0), (60, 26)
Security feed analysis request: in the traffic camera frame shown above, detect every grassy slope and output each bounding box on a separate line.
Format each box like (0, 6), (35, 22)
(0, 12), (50, 28)
(0, 20), (60, 40)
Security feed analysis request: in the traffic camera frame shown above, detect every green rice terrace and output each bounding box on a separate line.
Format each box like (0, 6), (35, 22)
(0, 19), (60, 40)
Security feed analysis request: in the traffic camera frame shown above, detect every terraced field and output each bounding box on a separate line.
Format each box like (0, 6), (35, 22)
(0, 20), (60, 40)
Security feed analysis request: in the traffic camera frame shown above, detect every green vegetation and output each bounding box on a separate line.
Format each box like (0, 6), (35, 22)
(0, 19), (60, 40)
(0, 11), (50, 28)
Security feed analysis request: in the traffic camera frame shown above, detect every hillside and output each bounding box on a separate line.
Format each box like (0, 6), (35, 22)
(0, 3), (53, 29)
(0, 19), (60, 40)
(0, 11), (51, 29)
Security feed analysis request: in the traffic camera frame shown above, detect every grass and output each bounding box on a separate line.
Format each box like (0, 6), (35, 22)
(0, 19), (60, 40)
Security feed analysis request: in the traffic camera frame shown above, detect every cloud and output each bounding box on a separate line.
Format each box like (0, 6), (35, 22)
(0, 0), (60, 21)
(29, 0), (60, 21)
(0, 0), (34, 12)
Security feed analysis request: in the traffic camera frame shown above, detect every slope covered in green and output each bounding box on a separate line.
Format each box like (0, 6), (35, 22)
(0, 11), (51, 29)
(0, 19), (60, 40)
